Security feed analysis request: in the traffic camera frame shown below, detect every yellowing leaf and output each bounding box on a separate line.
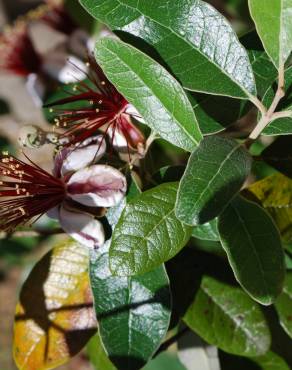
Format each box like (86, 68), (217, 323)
(248, 173), (292, 241)
(13, 240), (97, 370)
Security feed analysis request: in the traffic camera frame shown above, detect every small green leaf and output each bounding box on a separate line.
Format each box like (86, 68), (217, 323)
(253, 351), (290, 370)
(175, 136), (252, 226)
(183, 275), (271, 356)
(192, 219), (219, 241)
(110, 182), (192, 276)
(248, 0), (292, 68)
(275, 273), (292, 339)
(87, 334), (116, 370)
(94, 37), (202, 152)
(262, 67), (292, 136)
(81, 0), (256, 98)
(218, 196), (285, 305)
(90, 244), (171, 370)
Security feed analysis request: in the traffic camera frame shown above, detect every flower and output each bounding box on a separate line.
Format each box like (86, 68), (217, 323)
(0, 136), (127, 248)
(0, 22), (42, 76)
(46, 57), (146, 153)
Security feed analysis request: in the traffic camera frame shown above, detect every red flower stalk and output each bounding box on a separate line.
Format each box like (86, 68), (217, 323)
(0, 22), (42, 76)
(0, 152), (65, 231)
(46, 58), (145, 152)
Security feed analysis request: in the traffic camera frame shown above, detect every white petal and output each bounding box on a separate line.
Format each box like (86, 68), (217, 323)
(107, 126), (128, 150)
(25, 73), (45, 107)
(46, 206), (60, 220)
(125, 104), (145, 124)
(60, 135), (106, 176)
(67, 165), (127, 207)
(42, 54), (87, 84)
(59, 206), (105, 249)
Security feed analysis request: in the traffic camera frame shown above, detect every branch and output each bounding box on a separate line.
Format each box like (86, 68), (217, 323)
(249, 64), (286, 140)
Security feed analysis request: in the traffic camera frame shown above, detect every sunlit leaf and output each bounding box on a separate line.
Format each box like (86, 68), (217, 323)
(110, 182), (192, 276)
(13, 240), (96, 370)
(248, 173), (292, 242)
(275, 273), (292, 339)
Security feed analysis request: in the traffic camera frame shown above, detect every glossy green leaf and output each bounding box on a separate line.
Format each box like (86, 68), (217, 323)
(90, 244), (171, 370)
(189, 92), (246, 135)
(275, 273), (292, 338)
(94, 37), (202, 152)
(192, 219), (219, 241)
(243, 33), (278, 96)
(248, 0), (292, 68)
(175, 136), (252, 226)
(262, 67), (292, 135)
(110, 182), (192, 276)
(183, 275), (271, 356)
(253, 351), (290, 370)
(81, 0), (257, 98)
(218, 196), (285, 305)
(220, 350), (290, 370)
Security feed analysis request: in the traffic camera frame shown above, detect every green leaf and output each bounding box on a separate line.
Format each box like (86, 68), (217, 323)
(275, 273), (292, 339)
(218, 196), (285, 305)
(253, 351), (290, 370)
(90, 244), (171, 370)
(183, 275), (271, 356)
(94, 37), (202, 152)
(241, 31), (279, 96)
(220, 350), (290, 370)
(110, 182), (192, 276)
(262, 67), (292, 135)
(248, 0), (292, 68)
(175, 136), (252, 226)
(189, 92), (246, 135)
(81, 0), (257, 98)
(192, 219), (219, 241)
(87, 334), (116, 370)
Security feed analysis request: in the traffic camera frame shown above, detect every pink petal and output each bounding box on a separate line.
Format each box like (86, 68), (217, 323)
(54, 135), (106, 177)
(59, 205), (105, 249)
(67, 165), (127, 207)
(125, 104), (145, 124)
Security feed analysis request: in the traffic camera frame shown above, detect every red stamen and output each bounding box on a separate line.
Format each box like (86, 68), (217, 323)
(0, 153), (65, 231)
(46, 57), (145, 151)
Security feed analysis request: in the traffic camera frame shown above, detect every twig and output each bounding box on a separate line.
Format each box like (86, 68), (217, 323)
(249, 64), (286, 140)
